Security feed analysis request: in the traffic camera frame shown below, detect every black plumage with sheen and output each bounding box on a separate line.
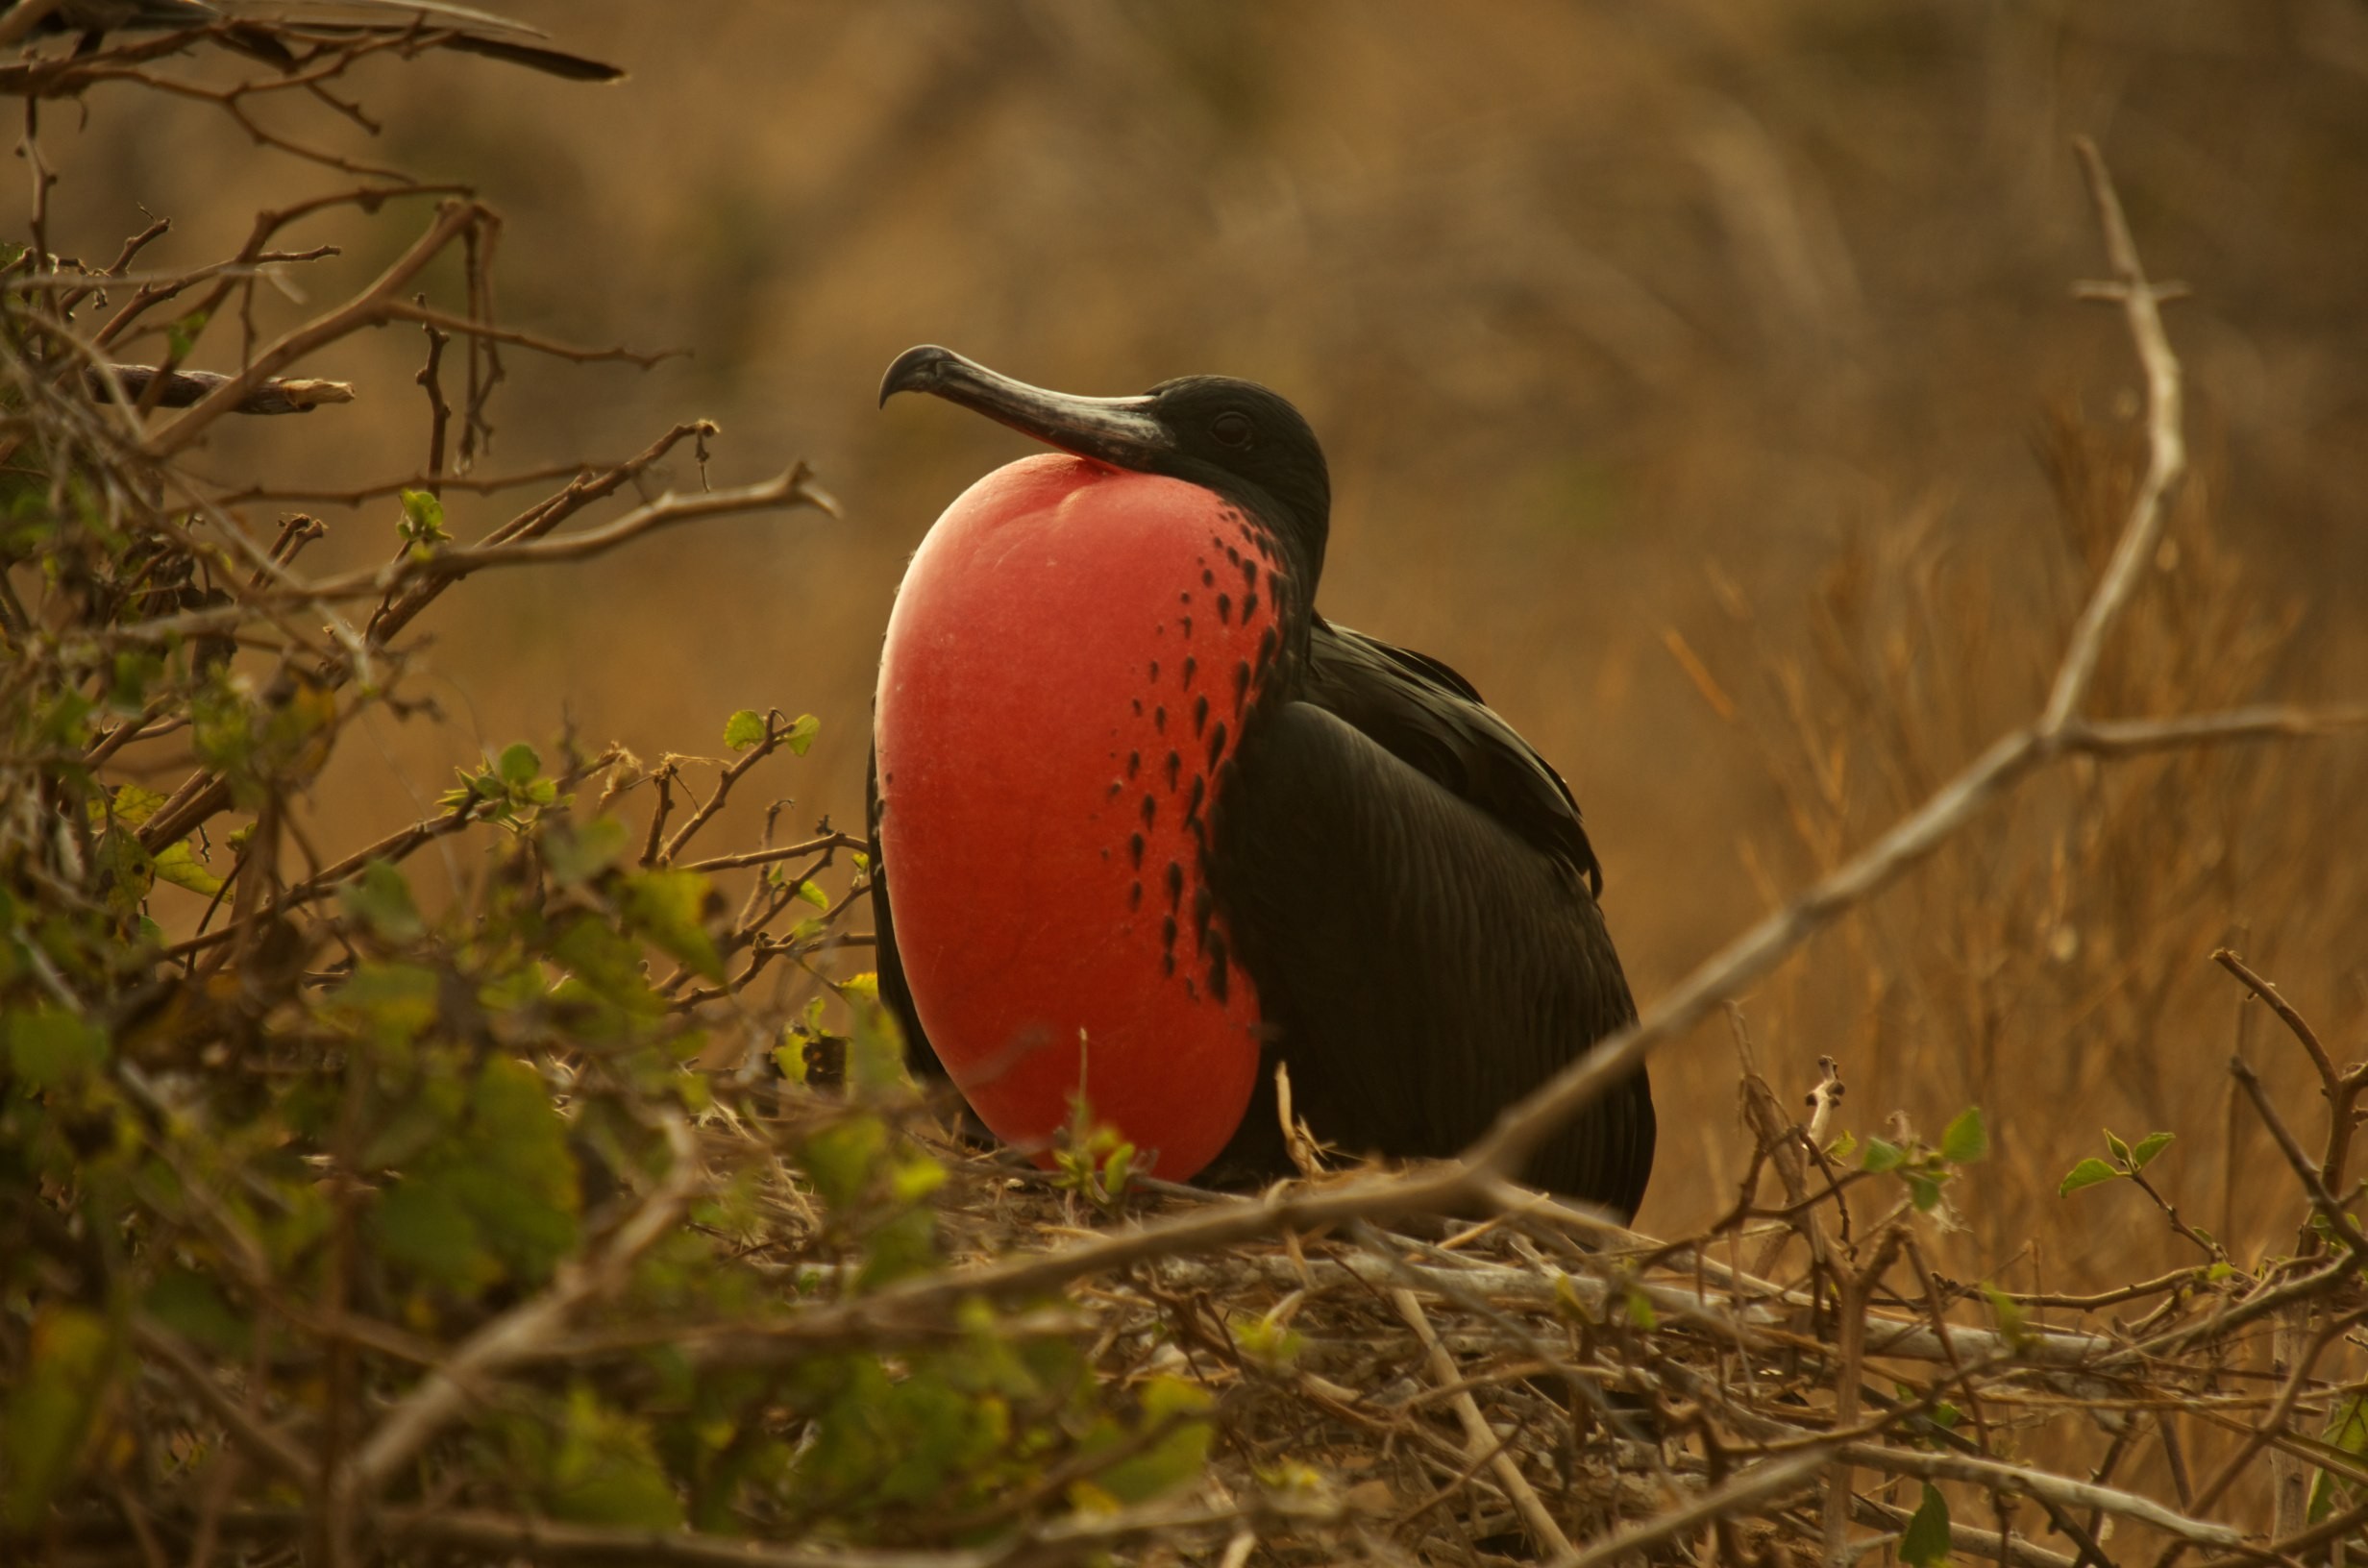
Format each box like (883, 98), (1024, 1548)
(872, 347), (1656, 1220)
(1201, 619), (1652, 1216)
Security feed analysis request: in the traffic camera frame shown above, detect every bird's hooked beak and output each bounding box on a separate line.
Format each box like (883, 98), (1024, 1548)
(879, 346), (1172, 469)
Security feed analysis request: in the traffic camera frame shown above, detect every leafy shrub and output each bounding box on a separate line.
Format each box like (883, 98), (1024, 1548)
(0, 19), (1219, 1562)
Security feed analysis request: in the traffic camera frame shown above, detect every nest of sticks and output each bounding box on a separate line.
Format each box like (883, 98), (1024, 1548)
(696, 1019), (2351, 1568)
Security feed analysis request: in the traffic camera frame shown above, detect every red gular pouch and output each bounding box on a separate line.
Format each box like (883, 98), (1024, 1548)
(875, 454), (1286, 1179)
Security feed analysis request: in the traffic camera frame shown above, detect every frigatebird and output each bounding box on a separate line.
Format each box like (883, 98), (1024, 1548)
(869, 346), (1655, 1219)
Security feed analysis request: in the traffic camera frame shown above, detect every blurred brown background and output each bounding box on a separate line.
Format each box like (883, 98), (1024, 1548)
(48, 2), (2368, 1277)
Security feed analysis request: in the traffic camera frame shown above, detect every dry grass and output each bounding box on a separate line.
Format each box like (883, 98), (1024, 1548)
(1676, 395), (2368, 1272)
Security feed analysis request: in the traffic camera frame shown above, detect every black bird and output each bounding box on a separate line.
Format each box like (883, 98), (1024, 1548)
(869, 346), (1654, 1219)
(30, 0), (624, 82)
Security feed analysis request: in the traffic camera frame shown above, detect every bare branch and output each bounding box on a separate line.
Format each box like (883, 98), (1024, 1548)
(1393, 1286), (1576, 1561)
(381, 299), (680, 369)
(1554, 1454), (1826, 1568)
(2040, 137), (2188, 733)
(142, 199), (485, 459)
(2213, 948), (2338, 1089)
(86, 363), (354, 415)
(312, 467), (831, 595)
(1840, 1445), (2244, 1550)
(678, 830), (870, 876)
(209, 460), (593, 508)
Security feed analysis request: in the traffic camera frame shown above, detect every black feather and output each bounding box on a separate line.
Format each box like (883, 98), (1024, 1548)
(867, 748), (946, 1085)
(1202, 654), (1652, 1218)
(1297, 617), (1607, 895)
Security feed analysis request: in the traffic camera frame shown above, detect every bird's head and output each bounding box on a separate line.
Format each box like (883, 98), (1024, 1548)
(880, 346), (1331, 584)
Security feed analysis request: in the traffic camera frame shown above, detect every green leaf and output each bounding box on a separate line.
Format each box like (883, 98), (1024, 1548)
(339, 860), (424, 943)
(2311, 1469), (2349, 1528)
(2058, 1157), (2122, 1197)
(1980, 1282), (2029, 1351)
(1905, 1172), (1946, 1213)
(794, 877), (830, 911)
(6, 1008), (110, 1088)
(1625, 1287), (1657, 1331)
(2131, 1131), (2175, 1171)
(373, 1059), (580, 1295)
(800, 1116), (887, 1212)
(3, 1308), (116, 1530)
(1862, 1137), (1906, 1174)
(543, 817), (629, 887)
(619, 869), (725, 983)
(1094, 1376), (1213, 1504)
(329, 962), (441, 1049)
(846, 1000), (907, 1097)
(1825, 1128), (1858, 1162)
(2308, 1211), (2356, 1247)
(374, 1177), (497, 1292)
(497, 742), (542, 788)
(1900, 1482), (1952, 1568)
(799, 1357), (1003, 1507)
(2311, 1392), (2368, 1523)
(108, 784), (169, 827)
(2105, 1128), (2132, 1165)
(165, 307), (210, 361)
(1102, 1139), (1135, 1199)
(723, 709), (768, 750)
(857, 1206), (941, 1289)
(548, 916), (664, 1016)
(142, 1271), (249, 1359)
(188, 681), (252, 775)
(1231, 1315), (1305, 1368)
(888, 1154), (947, 1205)
(153, 838), (224, 896)
(1940, 1106), (1988, 1164)
(37, 688), (95, 749)
(545, 1385), (683, 1530)
(783, 712), (821, 756)
(91, 829), (153, 917)
(358, 1097), (448, 1171)
(453, 1056), (582, 1275)
(397, 487), (449, 544)
(107, 649), (161, 713)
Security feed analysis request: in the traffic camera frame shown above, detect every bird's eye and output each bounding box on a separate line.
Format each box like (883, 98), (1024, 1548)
(1210, 411), (1254, 449)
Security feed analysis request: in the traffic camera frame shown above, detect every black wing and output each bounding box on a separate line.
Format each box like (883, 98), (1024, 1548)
(867, 746), (948, 1086)
(1206, 625), (1654, 1217)
(1298, 619), (1605, 894)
